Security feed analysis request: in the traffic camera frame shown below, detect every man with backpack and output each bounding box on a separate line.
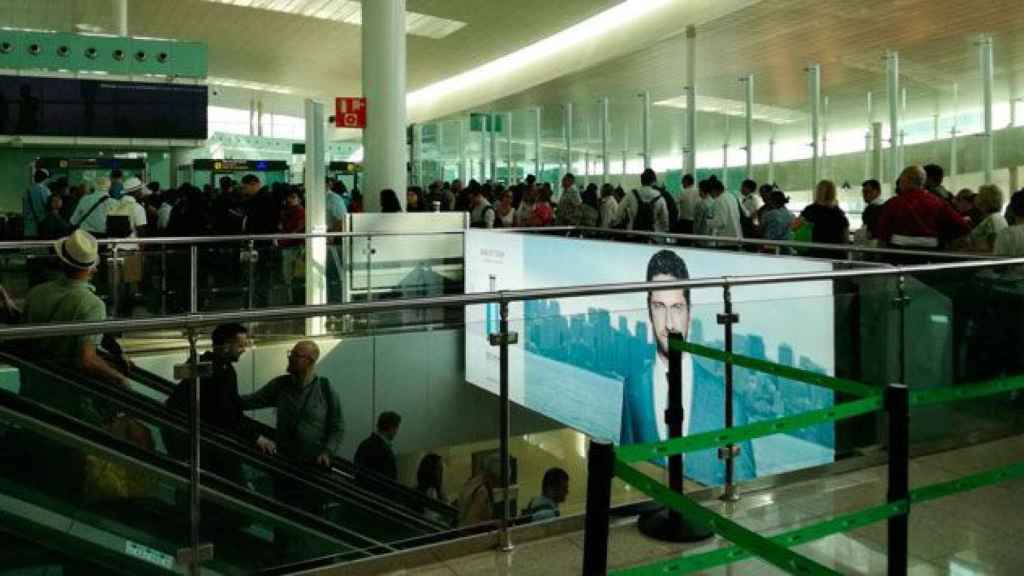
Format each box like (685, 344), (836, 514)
(615, 168), (670, 237)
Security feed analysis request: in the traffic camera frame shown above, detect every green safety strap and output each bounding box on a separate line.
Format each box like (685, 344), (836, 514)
(613, 459), (843, 576)
(910, 374), (1024, 407)
(617, 395), (882, 463)
(611, 457), (1024, 575)
(673, 340), (879, 399)
(611, 500), (907, 576)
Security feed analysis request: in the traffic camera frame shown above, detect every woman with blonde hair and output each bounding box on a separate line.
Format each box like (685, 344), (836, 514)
(794, 179), (849, 258)
(959, 184), (1007, 253)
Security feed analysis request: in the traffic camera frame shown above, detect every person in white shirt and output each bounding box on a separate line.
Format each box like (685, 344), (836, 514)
(707, 177), (743, 240)
(111, 177), (149, 248)
(616, 168), (670, 233)
(676, 174), (699, 234)
(599, 183), (619, 230)
(157, 189), (176, 232)
(70, 177), (114, 236)
(995, 193), (1024, 257)
(739, 179), (762, 223)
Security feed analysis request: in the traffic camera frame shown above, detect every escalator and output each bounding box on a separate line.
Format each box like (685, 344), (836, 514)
(0, 357), (463, 575)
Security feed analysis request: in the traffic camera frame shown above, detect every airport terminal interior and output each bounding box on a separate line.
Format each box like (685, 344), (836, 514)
(3, 0), (1024, 574)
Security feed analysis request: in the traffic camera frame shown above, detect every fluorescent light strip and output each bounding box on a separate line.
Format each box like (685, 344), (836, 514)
(407, 0), (673, 109)
(202, 0), (466, 39)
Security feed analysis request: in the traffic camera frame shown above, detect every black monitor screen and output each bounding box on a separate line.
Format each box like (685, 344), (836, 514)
(0, 76), (208, 139)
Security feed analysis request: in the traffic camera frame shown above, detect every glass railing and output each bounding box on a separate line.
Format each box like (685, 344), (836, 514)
(0, 230), (1023, 572)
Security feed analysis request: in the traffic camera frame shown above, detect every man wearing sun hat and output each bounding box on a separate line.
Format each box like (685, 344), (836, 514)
(21, 229), (129, 416)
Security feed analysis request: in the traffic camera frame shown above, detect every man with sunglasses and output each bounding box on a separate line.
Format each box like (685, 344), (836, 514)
(242, 340), (344, 469)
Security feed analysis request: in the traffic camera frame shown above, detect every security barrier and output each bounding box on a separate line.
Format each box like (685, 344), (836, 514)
(582, 333), (1024, 575)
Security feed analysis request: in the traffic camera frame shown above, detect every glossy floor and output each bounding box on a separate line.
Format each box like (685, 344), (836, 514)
(384, 434), (1024, 575)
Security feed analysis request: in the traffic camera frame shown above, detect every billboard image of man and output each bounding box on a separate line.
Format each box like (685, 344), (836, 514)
(621, 249), (756, 484)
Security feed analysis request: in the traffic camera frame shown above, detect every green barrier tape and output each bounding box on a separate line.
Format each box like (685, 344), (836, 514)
(618, 396), (882, 463)
(613, 459), (843, 576)
(674, 340), (879, 399)
(611, 500), (908, 576)
(910, 374), (1024, 408)
(911, 460), (1024, 504)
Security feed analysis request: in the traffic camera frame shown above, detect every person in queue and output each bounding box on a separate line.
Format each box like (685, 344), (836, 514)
(241, 340), (343, 468)
(524, 467), (570, 521)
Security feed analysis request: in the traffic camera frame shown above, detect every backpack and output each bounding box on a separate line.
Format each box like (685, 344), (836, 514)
(105, 198), (137, 239)
(471, 205), (495, 228)
(658, 188), (680, 233)
(632, 190), (660, 232)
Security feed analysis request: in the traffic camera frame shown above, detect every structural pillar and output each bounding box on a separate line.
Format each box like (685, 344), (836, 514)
(768, 134), (776, 184)
(685, 25), (697, 177)
(872, 121), (884, 185)
(601, 97), (610, 184)
(506, 112), (513, 183)
(490, 113), (498, 182)
(641, 90), (651, 170)
(479, 116), (487, 181)
(886, 51), (900, 185)
(742, 74), (753, 178)
(534, 107), (542, 178)
(951, 83), (960, 178)
(458, 119), (467, 182)
(362, 0), (407, 211)
(304, 99), (327, 335)
(808, 63), (821, 188)
(113, 0), (128, 36)
(564, 102), (574, 175)
(981, 36), (995, 184)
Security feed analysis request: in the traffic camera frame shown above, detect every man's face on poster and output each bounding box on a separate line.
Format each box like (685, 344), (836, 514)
(648, 273), (690, 358)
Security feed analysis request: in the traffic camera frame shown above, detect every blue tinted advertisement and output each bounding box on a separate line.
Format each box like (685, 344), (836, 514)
(465, 231), (837, 486)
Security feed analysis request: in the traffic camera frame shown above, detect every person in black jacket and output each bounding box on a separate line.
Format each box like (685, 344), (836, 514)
(354, 411), (402, 481)
(166, 323), (270, 484)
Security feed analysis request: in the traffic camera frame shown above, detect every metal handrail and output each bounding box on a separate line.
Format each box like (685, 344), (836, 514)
(1, 254), (1021, 341)
(562, 226), (999, 261)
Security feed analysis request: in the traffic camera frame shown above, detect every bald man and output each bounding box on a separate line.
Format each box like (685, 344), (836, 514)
(877, 165), (969, 251)
(242, 340), (344, 468)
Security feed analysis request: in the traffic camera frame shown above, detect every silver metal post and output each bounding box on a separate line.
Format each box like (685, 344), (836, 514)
(490, 300), (517, 551)
(490, 113), (498, 181)
(718, 284), (740, 502)
(887, 51), (900, 184)
(872, 122), (884, 184)
(459, 118), (467, 183)
(365, 236), (375, 303)
(685, 25), (697, 176)
(186, 327), (201, 576)
(506, 112), (513, 183)
(894, 274), (909, 385)
(951, 83), (959, 177)
(742, 74), (753, 178)
(601, 97), (610, 185)
(808, 63), (822, 188)
(109, 244), (121, 318)
(981, 36), (995, 184)
(247, 240), (256, 310)
(823, 95), (830, 177)
(641, 91), (651, 170)
(768, 131), (776, 184)
(189, 244), (198, 314)
(865, 92), (874, 180)
(479, 115), (487, 181)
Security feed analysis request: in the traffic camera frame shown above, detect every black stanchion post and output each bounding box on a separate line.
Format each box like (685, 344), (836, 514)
(718, 284), (741, 502)
(582, 440), (614, 576)
(639, 332), (712, 542)
(886, 383), (909, 576)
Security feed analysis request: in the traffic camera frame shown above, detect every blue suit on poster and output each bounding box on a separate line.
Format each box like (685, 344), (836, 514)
(620, 349), (756, 486)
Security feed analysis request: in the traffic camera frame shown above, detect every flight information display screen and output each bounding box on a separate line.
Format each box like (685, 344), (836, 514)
(0, 75), (207, 139)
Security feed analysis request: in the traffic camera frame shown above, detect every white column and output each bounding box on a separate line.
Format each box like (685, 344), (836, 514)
(584, 118), (591, 184)
(304, 99), (327, 335)
(685, 25), (697, 177)
(534, 107), (542, 178)
(808, 63), (821, 187)
(362, 0), (407, 211)
(257, 99), (263, 137)
(506, 112), (513, 183)
(601, 97), (610, 184)
(898, 88), (907, 172)
(564, 103), (574, 175)
(640, 90), (651, 170)
(865, 91), (873, 180)
(742, 74), (753, 178)
(489, 113), (498, 181)
(951, 82), (959, 178)
(886, 51), (900, 185)
(479, 116), (487, 181)
(823, 95), (830, 176)
(872, 121), (884, 184)
(249, 96), (256, 136)
(981, 36), (995, 184)
(458, 119), (466, 182)
(113, 0), (128, 36)
(768, 134), (776, 184)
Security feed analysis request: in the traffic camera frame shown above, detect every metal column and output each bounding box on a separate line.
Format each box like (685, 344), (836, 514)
(951, 83), (959, 177)
(887, 51), (900, 184)
(479, 116), (487, 181)
(564, 102), (574, 176)
(304, 98), (327, 336)
(768, 134), (776, 184)
(742, 74), (753, 178)
(718, 286), (740, 502)
(534, 107), (542, 178)
(981, 36), (995, 184)
(641, 90), (651, 170)
(362, 0), (407, 211)
(601, 97), (610, 184)
(808, 63), (822, 187)
(490, 112), (498, 182)
(113, 0), (128, 36)
(872, 122), (884, 185)
(865, 92), (874, 180)
(489, 300), (517, 551)
(685, 25), (697, 177)
(823, 95), (830, 177)
(458, 119), (467, 183)
(886, 383), (910, 576)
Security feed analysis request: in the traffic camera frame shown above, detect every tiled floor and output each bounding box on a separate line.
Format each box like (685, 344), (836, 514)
(384, 435), (1024, 575)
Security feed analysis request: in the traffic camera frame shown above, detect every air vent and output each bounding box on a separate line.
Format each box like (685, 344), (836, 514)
(84, 46), (98, 59)
(56, 45), (70, 57)
(112, 49), (125, 61)
(27, 43), (42, 55)
(134, 50), (147, 62)
(0, 42), (13, 55)
(156, 51), (169, 63)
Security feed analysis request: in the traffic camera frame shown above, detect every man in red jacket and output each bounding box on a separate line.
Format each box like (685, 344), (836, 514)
(876, 165), (969, 254)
